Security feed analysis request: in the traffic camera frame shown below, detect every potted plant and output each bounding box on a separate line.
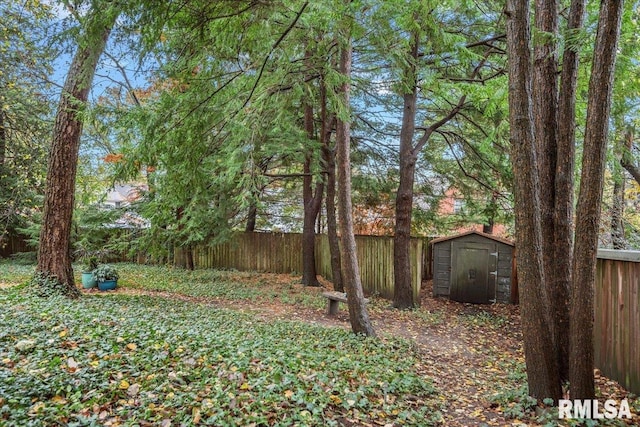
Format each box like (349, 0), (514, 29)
(74, 245), (112, 289)
(92, 264), (119, 291)
(80, 256), (99, 289)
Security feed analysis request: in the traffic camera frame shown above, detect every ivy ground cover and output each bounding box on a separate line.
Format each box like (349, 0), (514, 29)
(0, 266), (441, 426)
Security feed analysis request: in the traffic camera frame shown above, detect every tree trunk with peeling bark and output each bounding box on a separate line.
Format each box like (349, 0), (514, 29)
(612, 131), (634, 249)
(392, 29), (471, 309)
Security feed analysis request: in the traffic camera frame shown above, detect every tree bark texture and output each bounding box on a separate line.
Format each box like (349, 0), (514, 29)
(335, 13), (375, 336)
(533, 0), (570, 382)
(554, 0), (586, 382)
(570, 0), (623, 400)
(301, 102), (323, 287)
(621, 159), (640, 184)
(393, 32), (420, 309)
(37, 8), (117, 297)
(505, 0), (562, 401)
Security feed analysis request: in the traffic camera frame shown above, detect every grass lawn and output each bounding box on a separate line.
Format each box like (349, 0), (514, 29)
(0, 262), (441, 426)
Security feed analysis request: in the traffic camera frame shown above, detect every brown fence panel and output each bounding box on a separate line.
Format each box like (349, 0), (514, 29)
(186, 232), (422, 300)
(0, 234), (31, 258)
(594, 253), (640, 395)
(422, 239), (433, 280)
(192, 232), (304, 274)
(315, 234), (421, 299)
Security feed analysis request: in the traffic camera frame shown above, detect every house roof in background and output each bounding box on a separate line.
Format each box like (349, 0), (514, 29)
(105, 183), (146, 204)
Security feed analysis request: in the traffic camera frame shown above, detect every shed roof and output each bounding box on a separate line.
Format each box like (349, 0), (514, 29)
(429, 230), (514, 247)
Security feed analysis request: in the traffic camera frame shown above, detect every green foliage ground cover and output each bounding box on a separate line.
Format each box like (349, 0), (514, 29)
(0, 271), (441, 426)
(117, 263), (327, 310)
(0, 261), (34, 286)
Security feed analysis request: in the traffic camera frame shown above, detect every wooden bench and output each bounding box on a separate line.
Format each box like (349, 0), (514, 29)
(322, 291), (369, 315)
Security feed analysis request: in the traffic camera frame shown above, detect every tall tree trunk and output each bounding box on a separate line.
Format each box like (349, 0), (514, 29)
(301, 102), (323, 287)
(505, 0), (562, 401)
(0, 108), (5, 241)
(320, 78), (343, 292)
(534, 0), (570, 382)
(570, 0), (623, 399)
(325, 147), (343, 291)
(554, 0), (586, 384)
(393, 114), (418, 308)
(36, 7), (118, 297)
(0, 108), (6, 231)
(393, 32), (419, 309)
(392, 29), (470, 309)
(335, 7), (375, 336)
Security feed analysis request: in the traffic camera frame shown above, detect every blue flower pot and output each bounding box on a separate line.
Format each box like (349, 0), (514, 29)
(81, 272), (98, 289)
(97, 280), (117, 291)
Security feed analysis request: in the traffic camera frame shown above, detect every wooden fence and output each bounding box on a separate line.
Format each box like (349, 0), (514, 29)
(594, 250), (640, 395)
(316, 234), (422, 300)
(188, 232), (422, 300)
(4, 230), (638, 392)
(0, 234), (31, 258)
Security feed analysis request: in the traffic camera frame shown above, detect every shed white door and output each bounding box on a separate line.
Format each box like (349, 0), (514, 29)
(450, 241), (496, 304)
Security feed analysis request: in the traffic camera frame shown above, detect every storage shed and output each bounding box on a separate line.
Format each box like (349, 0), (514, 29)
(431, 231), (515, 304)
